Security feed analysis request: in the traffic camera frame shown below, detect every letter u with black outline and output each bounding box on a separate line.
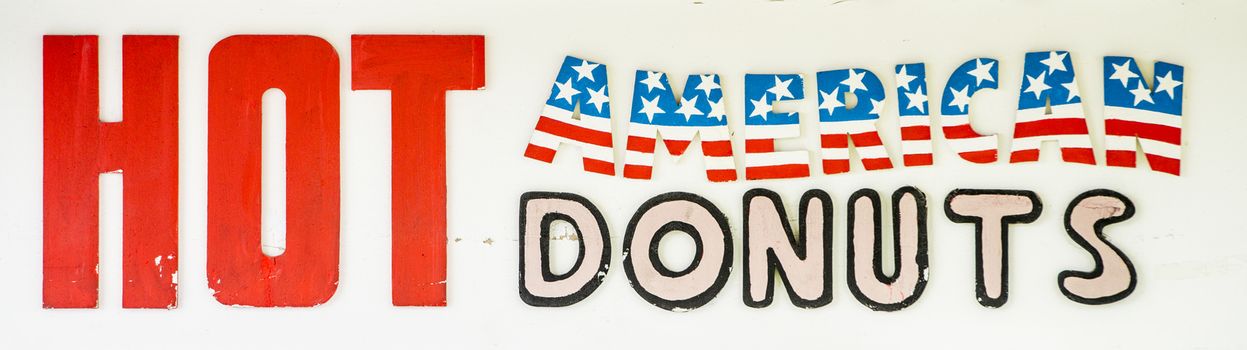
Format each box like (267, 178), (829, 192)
(845, 187), (930, 311)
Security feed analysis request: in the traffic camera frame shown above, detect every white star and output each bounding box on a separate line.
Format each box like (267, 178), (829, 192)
(842, 69), (868, 93)
(895, 65), (917, 91)
(1129, 81), (1154, 106)
(868, 98), (883, 115)
(554, 78), (579, 104)
(768, 76), (795, 100)
(674, 96), (701, 121)
(818, 87), (845, 114)
(1109, 60), (1139, 88)
(1155, 71), (1183, 99)
(948, 86), (972, 113)
(586, 86), (609, 113)
(708, 98), (727, 122)
(640, 71), (666, 93)
(695, 74), (720, 97)
(1024, 73), (1050, 100)
(904, 86), (928, 113)
(966, 59), (996, 86)
(1061, 81), (1080, 102)
(638, 96), (665, 122)
(1039, 51), (1068, 74)
(749, 96), (773, 120)
(571, 60), (599, 82)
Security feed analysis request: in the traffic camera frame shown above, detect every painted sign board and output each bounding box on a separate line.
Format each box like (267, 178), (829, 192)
(0, 0), (1244, 349)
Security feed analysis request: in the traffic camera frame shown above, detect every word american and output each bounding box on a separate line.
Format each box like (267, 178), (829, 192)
(523, 53), (1184, 180)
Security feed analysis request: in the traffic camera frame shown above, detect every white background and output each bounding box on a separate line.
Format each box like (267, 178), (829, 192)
(1, 0), (1245, 348)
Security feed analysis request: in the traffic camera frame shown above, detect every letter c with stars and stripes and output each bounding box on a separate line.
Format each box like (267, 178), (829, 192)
(941, 58), (1001, 164)
(744, 74), (810, 180)
(524, 56), (616, 175)
(815, 68), (894, 174)
(1010, 51), (1095, 165)
(1102, 57), (1184, 176)
(622, 71), (737, 182)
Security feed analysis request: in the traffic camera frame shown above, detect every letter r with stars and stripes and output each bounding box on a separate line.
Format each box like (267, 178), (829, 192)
(815, 68), (894, 174)
(524, 56), (616, 175)
(622, 71), (737, 182)
(1103, 57), (1184, 175)
(1010, 50), (1095, 165)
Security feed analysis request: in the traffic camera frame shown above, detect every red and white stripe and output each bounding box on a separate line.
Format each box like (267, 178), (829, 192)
(818, 119), (893, 174)
(898, 116), (934, 167)
(1103, 107), (1182, 175)
(622, 123), (737, 182)
(744, 124), (810, 180)
(523, 105), (616, 175)
(942, 114), (998, 164)
(1009, 104), (1095, 165)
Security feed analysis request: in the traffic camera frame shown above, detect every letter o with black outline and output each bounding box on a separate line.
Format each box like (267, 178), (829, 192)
(623, 192), (733, 312)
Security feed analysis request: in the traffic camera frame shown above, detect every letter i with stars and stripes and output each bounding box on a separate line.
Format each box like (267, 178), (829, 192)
(1102, 57), (1184, 176)
(1010, 51), (1095, 165)
(941, 58), (1001, 164)
(743, 74), (810, 180)
(895, 63), (933, 166)
(524, 56), (616, 175)
(622, 71), (737, 182)
(815, 68), (894, 174)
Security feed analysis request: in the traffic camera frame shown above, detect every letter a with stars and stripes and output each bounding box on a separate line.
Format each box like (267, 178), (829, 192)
(815, 68), (894, 174)
(622, 71), (737, 182)
(895, 63), (933, 167)
(743, 73), (810, 180)
(1103, 57), (1184, 176)
(524, 56), (616, 175)
(941, 58), (1001, 164)
(1010, 50), (1095, 165)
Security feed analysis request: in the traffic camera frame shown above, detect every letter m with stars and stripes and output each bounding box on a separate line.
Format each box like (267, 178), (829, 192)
(524, 56), (616, 175)
(1103, 57), (1184, 175)
(622, 71), (737, 182)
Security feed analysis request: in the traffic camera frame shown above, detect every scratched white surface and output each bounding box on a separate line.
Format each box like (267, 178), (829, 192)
(0, 0), (1245, 348)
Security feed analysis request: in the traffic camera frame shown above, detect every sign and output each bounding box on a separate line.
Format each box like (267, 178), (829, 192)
(0, 0), (1243, 348)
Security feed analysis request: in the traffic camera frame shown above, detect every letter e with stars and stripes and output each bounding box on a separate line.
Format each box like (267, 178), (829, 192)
(1103, 57), (1184, 175)
(622, 71), (737, 182)
(524, 56), (617, 175)
(743, 73), (810, 180)
(1010, 50), (1095, 165)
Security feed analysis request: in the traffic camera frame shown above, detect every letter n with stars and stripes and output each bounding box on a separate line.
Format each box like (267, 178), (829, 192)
(622, 71), (737, 182)
(744, 74), (810, 180)
(895, 63), (933, 167)
(815, 68), (893, 174)
(1103, 57), (1184, 176)
(942, 58), (1000, 164)
(524, 56), (616, 175)
(1010, 51), (1095, 165)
